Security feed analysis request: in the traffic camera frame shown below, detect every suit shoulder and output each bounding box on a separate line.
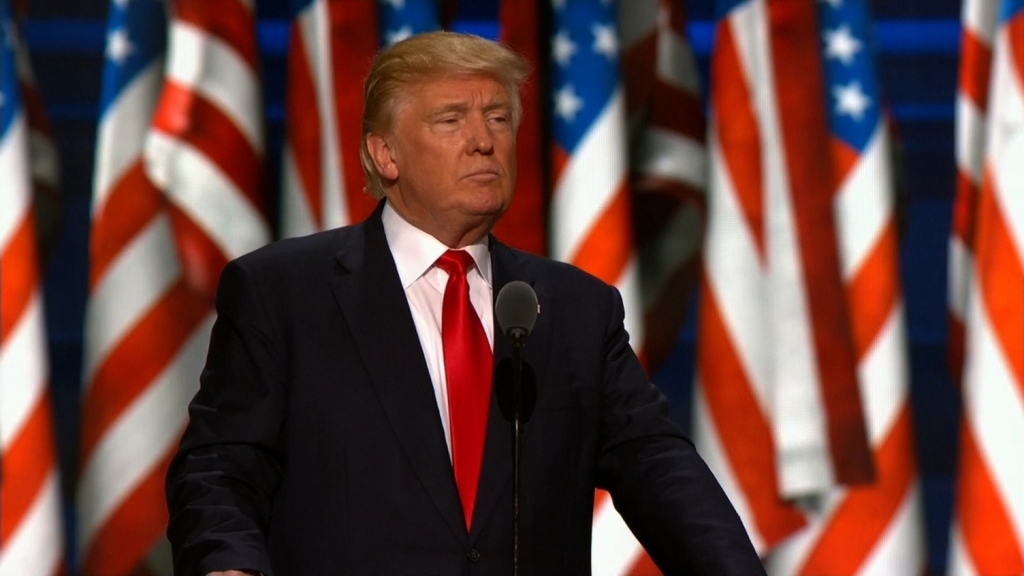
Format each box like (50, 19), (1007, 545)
(231, 224), (360, 274)
(503, 246), (615, 297)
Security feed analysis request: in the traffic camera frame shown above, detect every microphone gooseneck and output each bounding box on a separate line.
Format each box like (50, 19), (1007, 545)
(494, 281), (538, 576)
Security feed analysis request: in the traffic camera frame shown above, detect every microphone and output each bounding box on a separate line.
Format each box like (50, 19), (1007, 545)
(494, 280), (538, 576)
(495, 281), (538, 341)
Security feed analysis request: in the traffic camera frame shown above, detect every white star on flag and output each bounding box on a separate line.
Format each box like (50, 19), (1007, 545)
(592, 23), (617, 58)
(106, 28), (134, 64)
(555, 83), (584, 122)
(385, 25), (413, 46)
(833, 81), (871, 120)
(824, 25), (862, 65)
(552, 30), (577, 67)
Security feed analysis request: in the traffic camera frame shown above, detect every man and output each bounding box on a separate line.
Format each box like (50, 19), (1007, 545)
(166, 31), (764, 575)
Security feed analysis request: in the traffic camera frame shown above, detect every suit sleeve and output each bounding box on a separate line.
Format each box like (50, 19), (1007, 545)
(594, 287), (766, 575)
(166, 258), (285, 576)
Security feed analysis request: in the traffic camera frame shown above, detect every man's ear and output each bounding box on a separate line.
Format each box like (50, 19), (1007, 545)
(367, 133), (399, 181)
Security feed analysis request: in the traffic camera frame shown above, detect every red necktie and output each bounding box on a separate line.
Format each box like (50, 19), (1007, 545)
(435, 250), (493, 530)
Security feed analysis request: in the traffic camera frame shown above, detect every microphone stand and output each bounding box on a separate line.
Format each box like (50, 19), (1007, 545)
(510, 330), (525, 576)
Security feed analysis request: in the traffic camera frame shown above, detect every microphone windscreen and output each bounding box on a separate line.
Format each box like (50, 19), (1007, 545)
(495, 281), (539, 337)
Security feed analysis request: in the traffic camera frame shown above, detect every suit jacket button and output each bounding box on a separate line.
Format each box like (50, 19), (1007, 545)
(467, 548), (481, 563)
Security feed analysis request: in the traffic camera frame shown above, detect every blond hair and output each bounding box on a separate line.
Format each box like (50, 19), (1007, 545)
(360, 31), (531, 199)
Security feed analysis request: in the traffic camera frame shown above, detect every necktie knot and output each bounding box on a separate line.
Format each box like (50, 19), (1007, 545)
(436, 249), (476, 278)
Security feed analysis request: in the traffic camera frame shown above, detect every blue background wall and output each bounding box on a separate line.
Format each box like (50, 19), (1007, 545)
(24, 0), (961, 571)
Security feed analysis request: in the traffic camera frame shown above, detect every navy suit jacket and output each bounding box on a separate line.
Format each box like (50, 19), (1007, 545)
(166, 204), (764, 575)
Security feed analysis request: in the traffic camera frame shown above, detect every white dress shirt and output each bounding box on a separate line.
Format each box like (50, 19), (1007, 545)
(381, 202), (494, 459)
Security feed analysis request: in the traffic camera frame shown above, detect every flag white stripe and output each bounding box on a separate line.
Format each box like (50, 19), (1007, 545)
(82, 214), (182, 384)
(835, 125), (891, 280)
(657, 28), (701, 94)
(616, 0), (657, 48)
(634, 126), (707, 189)
(78, 315), (213, 552)
(612, 257), (644, 354)
(0, 472), (63, 576)
(993, 140), (1024, 259)
(165, 22), (262, 151)
(0, 295), (46, 452)
(0, 118), (31, 250)
(858, 484), (925, 576)
(551, 89), (629, 263)
(145, 132), (269, 259)
(591, 498), (644, 576)
(961, 0), (998, 44)
(704, 126), (771, 415)
(964, 292), (1024, 537)
(859, 304), (908, 445)
(955, 95), (987, 185)
(92, 62), (164, 210)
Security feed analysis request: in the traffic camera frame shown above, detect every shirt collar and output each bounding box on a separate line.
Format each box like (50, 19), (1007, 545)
(381, 201), (492, 290)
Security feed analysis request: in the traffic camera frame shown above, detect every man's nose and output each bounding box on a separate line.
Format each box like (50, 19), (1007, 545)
(465, 115), (494, 154)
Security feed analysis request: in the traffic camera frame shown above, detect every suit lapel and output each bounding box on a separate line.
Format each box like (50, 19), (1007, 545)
(471, 238), (555, 538)
(329, 205), (466, 542)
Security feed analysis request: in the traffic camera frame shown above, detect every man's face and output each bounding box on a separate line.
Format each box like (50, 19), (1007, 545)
(373, 74), (518, 247)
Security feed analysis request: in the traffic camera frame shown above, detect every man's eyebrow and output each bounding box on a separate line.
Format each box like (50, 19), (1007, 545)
(426, 98), (512, 117)
(427, 102), (471, 117)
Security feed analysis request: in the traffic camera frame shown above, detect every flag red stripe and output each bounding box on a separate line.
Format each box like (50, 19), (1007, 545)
(951, 171), (980, 252)
(959, 29), (993, 110)
(956, 421), (1024, 573)
(976, 169), (1024, 390)
(328, 0), (379, 225)
(151, 81), (265, 213)
(1, 214), (38, 342)
(285, 20), (324, 227)
(570, 185), (633, 286)
(496, 0), (547, 255)
(829, 138), (860, 187)
(799, 406), (916, 575)
(0, 393), (57, 544)
(79, 449), (176, 576)
(699, 278), (807, 547)
(166, 202), (231, 300)
(623, 32), (657, 118)
(712, 22), (765, 260)
(89, 163), (164, 289)
(79, 281), (210, 466)
(769, 1), (872, 485)
(650, 84), (704, 143)
(174, 0), (259, 68)
(846, 220), (900, 360)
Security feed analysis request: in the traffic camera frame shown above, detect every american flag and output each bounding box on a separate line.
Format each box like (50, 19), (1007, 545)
(767, 1), (925, 572)
(496, 0), (547, 256)
(947, 1), (1024, 573)
(619, 0), (706, 373)
(281, 0), (443, 239)
(694, 0), (877, 557)
(547, 0), (651, 573)
(145, 0), (270, 299)
(0, 0), (65, 572)
(78, 0), (268, 573)
(9, 1), (60, 264)
(280, 0), (379, 237)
